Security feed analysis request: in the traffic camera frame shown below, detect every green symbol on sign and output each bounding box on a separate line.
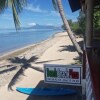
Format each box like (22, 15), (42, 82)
(47, 68), (57, 77)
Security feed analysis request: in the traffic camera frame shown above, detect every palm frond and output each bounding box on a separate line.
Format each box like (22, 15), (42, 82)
(30, 66), (43, 73)
(10, 0), (27, 30)
(52, 0), (58, 11)
(13, 0), (27, 14)
(12, 2), (20, 30)
(8, 67), (26, 91)
(0, 0), (27, 30)
(12, 0), (27, 30)
(0, 0), (7, 13)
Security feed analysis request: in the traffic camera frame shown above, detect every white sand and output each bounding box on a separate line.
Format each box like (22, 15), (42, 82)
(0, 32), (83, 100)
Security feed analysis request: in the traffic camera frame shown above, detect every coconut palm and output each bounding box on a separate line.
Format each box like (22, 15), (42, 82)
(0, 0), (27, 30)
(52, 0), (83, 57)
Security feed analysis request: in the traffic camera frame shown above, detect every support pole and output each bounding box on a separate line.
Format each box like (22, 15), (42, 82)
(86, 0), (94, 47)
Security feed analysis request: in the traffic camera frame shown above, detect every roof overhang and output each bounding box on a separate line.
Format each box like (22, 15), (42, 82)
(68, 0), (81, 12)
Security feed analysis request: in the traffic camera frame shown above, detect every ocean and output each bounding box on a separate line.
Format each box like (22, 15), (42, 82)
(0, 28), (61, 55)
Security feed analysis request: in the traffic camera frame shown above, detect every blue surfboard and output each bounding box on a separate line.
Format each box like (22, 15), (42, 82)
(16, 87), (77, 96)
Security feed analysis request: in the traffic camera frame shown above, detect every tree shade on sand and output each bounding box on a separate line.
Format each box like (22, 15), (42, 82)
(52, 0), (83, 57)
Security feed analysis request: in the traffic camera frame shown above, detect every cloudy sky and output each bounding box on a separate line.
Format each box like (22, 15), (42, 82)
(0, 0), (79, 29)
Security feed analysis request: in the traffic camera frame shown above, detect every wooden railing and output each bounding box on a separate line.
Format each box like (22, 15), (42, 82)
(83, 46), (100, 100)
(85, 52), (94, 100)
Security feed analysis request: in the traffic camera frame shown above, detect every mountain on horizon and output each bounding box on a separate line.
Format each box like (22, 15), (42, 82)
(0, 24), (62, 31)
(25, 24), (61, 30)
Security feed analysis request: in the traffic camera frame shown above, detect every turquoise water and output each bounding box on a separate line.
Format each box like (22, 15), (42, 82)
(0, 28), (61, 55)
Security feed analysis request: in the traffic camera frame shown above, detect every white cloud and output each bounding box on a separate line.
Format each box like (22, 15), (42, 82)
(46, 24), (53, 26)
(28, 22), (37, 26)
(50, 11), (59, 16)
(24, 3), (60, 17)
(24, 4), (60, 17)
(25, 4), (47, 13)
(0, 13), (12, 20)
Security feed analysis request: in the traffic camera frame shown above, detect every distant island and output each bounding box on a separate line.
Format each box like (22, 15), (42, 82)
(0, 24), (62, 31)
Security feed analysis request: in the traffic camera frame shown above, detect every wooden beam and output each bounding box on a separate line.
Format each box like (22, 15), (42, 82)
(86, 0), (94, 47)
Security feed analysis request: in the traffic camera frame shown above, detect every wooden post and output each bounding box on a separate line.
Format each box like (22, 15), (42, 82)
(86, 0), (94, 47)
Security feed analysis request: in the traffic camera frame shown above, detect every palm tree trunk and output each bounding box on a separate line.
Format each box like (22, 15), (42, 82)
(57, 0), (83, 56)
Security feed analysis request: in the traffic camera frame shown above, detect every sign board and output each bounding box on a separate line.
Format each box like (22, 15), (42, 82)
(44, 64), (82, 85)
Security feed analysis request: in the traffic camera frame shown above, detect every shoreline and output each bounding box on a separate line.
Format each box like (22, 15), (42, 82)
(0, 31), (67, 87)
(0, 31), (83, 99)
(0, 32), (62, 88)
(0, 31), (61, 61)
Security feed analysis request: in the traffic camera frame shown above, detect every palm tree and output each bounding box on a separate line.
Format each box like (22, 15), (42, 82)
(0, 0), (27, 30)
(52, 0), (83, 57)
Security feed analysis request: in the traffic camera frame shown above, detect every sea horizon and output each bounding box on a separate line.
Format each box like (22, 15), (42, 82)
(0, 27), (62, 56)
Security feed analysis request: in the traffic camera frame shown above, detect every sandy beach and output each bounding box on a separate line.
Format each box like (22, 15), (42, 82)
(0, 32), (83, 100)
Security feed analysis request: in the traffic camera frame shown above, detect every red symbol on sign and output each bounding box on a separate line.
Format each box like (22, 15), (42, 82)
(69, 69), (79, 79)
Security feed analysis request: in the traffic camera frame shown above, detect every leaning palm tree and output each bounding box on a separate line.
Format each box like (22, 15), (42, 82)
(0, 0), (27, 30)
(52, 0), (83, 57)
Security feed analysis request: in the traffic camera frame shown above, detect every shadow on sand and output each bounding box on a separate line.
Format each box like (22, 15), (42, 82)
(7, 55), (38, 91)
(26, 80), (82, 100)
(35, 59), (63, 64)
(0, 66), (17, 74)
(8, 56), (38, 68)
(59, 41), (83, 53)
(59, 41), (83, 62)
(59, 45), (76, 52)
(7, 56), (65, 90)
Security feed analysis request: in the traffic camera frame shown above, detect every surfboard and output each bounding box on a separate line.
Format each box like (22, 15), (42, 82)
(16, 87), (77, 96)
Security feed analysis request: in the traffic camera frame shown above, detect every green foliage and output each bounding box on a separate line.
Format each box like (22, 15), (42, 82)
(62, 24), (66, 30)
(77, 11), (86, 34)
(62, 19), (83, 35)
(62, 19), (73, 30)
(94, 6), (100, 32)
(71, 22), (79, 32)
(64, 9), (100, 35)
(52, 0), (58, 11)
(76, 8), (100, 35)
(67, 19), (73, 26)
(11, 0), (27, 30)
(0, 0), (7, 13)
(71, 21), (84, 35)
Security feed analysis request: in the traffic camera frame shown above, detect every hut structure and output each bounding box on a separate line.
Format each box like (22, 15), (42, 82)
(68, 0), (100, 100)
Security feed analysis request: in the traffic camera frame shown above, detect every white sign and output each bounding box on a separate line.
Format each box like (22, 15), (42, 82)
(44, 64), (82, 85)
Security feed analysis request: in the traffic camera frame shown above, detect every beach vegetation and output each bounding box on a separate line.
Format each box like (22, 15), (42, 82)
(62, 6), (100, 37)
(75, 7), (100, 35)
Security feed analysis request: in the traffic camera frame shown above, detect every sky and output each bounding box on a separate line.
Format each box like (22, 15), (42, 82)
(0, 0), (79, 29)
